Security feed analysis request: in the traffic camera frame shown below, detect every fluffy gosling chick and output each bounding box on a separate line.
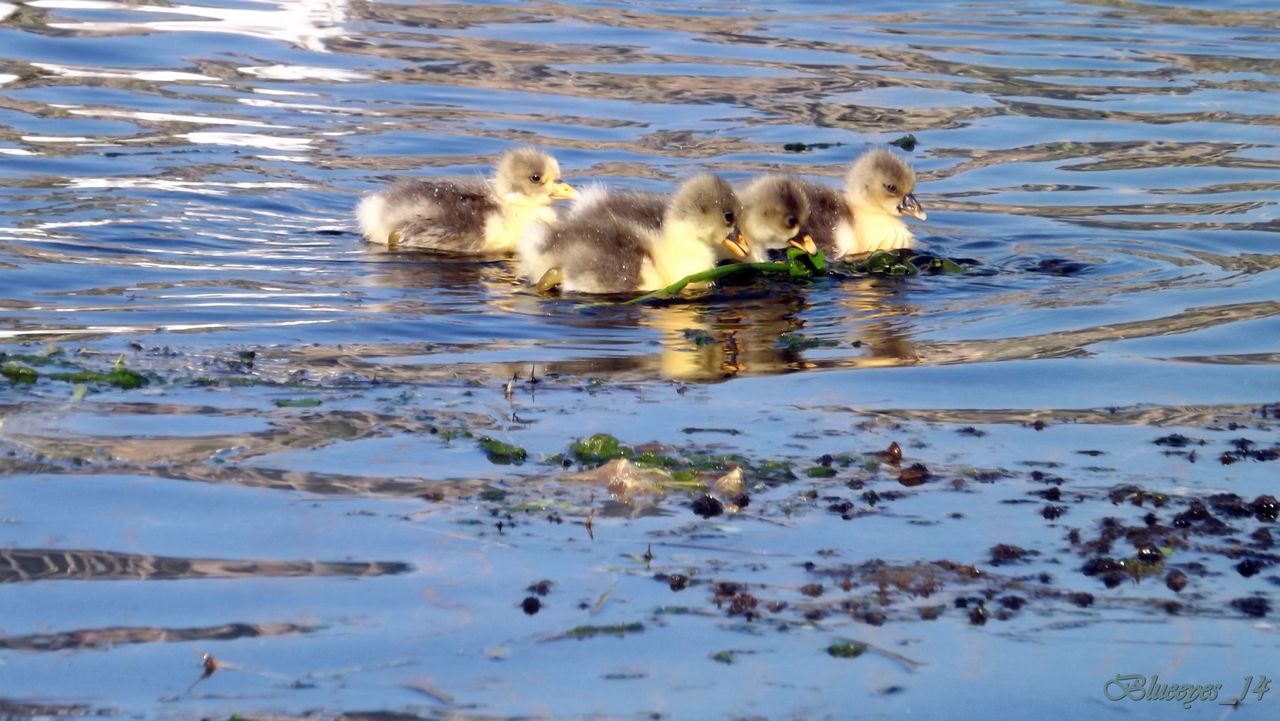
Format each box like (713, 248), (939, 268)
(739, 174), (817, 262)
(519, 174), (747, 294)
(356, 148), (575, 255)
(802, 148), (926, 258)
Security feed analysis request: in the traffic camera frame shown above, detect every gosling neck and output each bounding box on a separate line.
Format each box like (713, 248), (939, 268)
(847, 193), (913, 254)
(653, 218), (716, 285)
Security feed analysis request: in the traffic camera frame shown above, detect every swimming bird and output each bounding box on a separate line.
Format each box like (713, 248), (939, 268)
(356, 148), (575, 255)
(800, 148), (926, 258)
(519, 174), (748, 294)
(738, 174), (817, 262)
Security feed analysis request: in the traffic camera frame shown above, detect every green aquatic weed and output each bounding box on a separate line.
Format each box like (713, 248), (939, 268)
(2, 363), (38, 384)
(571, 433), (631, 464)
(479, 437), (527, 465)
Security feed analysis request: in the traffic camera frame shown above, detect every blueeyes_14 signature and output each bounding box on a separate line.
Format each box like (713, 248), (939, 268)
(1105, 674), (1272, 709)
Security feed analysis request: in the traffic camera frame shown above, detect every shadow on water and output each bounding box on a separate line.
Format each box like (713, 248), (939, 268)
(1, 0), (1279, 719)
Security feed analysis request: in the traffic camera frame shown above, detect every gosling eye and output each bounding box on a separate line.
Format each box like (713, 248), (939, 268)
(529, 173), (542, 183)
(723, 210), (735, 225)
(784, 214), (797, 228)
(884, 183), (898, 194)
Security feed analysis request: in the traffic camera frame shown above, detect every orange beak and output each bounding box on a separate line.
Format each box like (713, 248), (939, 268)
(722, 226), (749, 258)
(788, 230), (817, 255)
(550, 181), (576, 201)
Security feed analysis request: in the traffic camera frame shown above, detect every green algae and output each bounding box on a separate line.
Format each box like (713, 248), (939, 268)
(2, 362), (38, 384)
(479, 437), (527, 465)
(827, 641), (867, 659)
(889, 134), (918, 151)
(571, 433), (631, 464)
(777, 332), (839, 351)
(558, 622), (644, 640)
(274, 398), (323, 408)
(48, 365), (147, 389)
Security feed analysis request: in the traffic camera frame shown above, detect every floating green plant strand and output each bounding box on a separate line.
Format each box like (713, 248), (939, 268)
(48, 355), (148, 389)
(274, 398), (323, 408)
(624, 248), (964, 304)
(625, 248), (828, 304)
(2, 363), (38, 384)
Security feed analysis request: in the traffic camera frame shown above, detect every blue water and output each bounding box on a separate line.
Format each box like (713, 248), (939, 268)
(1, 1), (1278, 718)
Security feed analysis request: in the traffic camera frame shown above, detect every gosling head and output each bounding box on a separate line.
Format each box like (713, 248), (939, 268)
(740, 175), (816, 256)
(494, 148), (576, 206)
(666, 173), (749, 259)
(845, 148), (926, 222)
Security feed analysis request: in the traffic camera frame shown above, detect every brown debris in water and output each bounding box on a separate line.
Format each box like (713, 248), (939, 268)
(869, 441), (903, 465)
(989, 544), (1033, 566)
(185, 653), (219, 694)
(566, 458), (669, 500)
(898, 463), (930, 487)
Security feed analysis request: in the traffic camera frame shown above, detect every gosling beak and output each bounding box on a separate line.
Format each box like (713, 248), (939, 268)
(550, 180), (576, 201)
(897, 193), (927, 222)
(722, 226), (749, 259)
(788, 229), (817, 255)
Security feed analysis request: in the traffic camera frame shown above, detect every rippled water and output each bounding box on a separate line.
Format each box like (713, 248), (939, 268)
(2, 1), (1279, 718)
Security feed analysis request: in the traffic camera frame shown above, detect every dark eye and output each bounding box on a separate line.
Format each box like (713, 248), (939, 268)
(723, 210), (734, 225)
(885, 183), (898, 194)
(530, 173), (542, 183)
(785, 214), (797, 228)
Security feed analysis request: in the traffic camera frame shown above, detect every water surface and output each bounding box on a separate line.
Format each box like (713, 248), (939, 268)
(1, 1), (1278, 718)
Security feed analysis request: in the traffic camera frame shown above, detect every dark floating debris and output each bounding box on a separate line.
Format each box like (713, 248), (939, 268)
(1251, 528), (1273, 548)
(1134, 543), (1164, 565)
(782, 141), (844, 153)
(968, 603), (989, 625)
(1255, 495), (1279, 522)
(897, 463), (930, 487)
(664, 573), (690, 592)
(989, 544), (1031, 566)
(681, 427), (742, 436)
(888, 134), (917, 152)
(1236, 559), (1267, 578)
(1041, 505), (1065, 520)
(714, 582), (760, 620)
(1153, 434), (1203, 448)
(692, 494), (724, 518)
(1024, 258), (1090, 275)
(1069, 592), (1095, 608)
(1220, 441), (1280, 465)
(999, 595), (1026, 611)
(1230, 596), (1270, 618)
